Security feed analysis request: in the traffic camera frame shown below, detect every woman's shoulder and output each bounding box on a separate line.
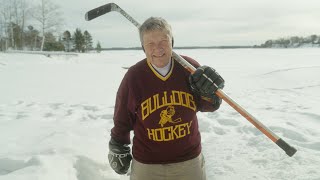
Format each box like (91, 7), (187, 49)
(178, 55), (201, 68)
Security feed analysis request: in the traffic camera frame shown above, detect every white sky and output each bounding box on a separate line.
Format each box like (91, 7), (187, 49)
(38, 0), (320, 47)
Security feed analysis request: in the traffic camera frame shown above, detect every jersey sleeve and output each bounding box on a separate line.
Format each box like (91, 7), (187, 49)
(110, 72), (135, 145)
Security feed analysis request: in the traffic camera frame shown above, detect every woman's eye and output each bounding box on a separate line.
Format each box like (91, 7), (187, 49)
(146, 44), (154, 48)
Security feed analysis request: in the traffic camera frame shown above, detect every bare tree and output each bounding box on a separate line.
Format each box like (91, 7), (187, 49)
(32, 0), (63, 51)
(0, 0), (14, 49)
(14, 0), (29, 49)
(11, 0), (29, 49)
(0, 0), (31, 50)
(0, 15), (6, 51)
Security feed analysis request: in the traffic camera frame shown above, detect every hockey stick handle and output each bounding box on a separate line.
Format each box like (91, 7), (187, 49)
(217, 84), (296, 156)
(172, 52), (297, 156)
(85, 3), (297, 157)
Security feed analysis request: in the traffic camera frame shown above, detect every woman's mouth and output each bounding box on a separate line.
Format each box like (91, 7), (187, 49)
(153, 54), (165, 58)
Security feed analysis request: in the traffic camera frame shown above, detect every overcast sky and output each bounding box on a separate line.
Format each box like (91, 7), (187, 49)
(45, 0), (320, 47)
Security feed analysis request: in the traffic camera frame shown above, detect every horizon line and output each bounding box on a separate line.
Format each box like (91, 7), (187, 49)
(102, 45), (254, 50)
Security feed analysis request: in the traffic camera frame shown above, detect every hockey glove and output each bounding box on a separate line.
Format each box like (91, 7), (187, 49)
(108, 137), (132, 175)
(189, 65), (225, 100)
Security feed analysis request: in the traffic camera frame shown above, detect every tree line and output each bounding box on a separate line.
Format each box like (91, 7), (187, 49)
(62, 28), (101, 53)
(0, 0), (102, 52)
(256, 34), (320, 48)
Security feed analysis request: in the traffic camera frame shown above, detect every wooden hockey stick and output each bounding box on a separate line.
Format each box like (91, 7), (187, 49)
(85, 3), (297, 157)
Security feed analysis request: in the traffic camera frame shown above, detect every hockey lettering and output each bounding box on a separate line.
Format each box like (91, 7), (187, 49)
(141, 90), (196, 120)
(147, 121), (193, 142)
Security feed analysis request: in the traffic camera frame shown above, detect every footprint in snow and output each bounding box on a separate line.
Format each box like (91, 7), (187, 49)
(216, 118), (240, 126)
(269, 126), (307, 142)
(0, 157), (40, 175)
(74, 156), (118, 180)
(15, 112), (28, 120)
(296, 142), (320, 151)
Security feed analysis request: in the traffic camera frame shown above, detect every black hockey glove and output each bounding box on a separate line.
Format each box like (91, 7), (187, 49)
(108, 137), (132, 175)
(189, 65), (225, 100)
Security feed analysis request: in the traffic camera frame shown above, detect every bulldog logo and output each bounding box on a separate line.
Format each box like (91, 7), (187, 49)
(158, 106), (182, 127)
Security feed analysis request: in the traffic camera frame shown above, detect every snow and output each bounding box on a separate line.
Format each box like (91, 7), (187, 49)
(0, 49), (319, 180)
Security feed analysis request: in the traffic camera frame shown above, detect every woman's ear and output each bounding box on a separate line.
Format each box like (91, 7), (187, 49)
(172, 37), (174, 47)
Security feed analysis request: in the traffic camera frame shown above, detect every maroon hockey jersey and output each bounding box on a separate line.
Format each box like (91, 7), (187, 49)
(111, 55), (220, 164)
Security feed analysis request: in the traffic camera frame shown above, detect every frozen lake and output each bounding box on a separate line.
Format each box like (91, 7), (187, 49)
(0, 49), (319, 180)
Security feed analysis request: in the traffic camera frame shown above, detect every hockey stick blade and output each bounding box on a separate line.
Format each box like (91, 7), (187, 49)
(85, 3), (117, 21)
(85, 3), (141, 28)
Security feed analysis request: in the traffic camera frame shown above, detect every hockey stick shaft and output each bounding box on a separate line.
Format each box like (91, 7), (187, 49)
(85, 3), (297, 157)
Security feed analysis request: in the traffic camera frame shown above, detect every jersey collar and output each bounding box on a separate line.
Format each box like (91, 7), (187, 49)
(147, 58), (174, 81)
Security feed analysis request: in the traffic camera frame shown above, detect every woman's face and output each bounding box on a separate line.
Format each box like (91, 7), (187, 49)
(142, 30), (173, 68)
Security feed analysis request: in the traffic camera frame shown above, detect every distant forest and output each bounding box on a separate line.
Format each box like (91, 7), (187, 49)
(97, 35), (320, 50)
(102, 46), (252, 51)
(0, 0), (101, 52)
(255, 34), (320, 48)
(1, 0), (319, 52)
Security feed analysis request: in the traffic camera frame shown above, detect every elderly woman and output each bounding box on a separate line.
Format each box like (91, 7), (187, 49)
(108, 17), (225, 180)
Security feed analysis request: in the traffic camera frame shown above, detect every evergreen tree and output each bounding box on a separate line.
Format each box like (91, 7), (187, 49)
(62, 30), (72, 52)
(96, 41), (102, 53)
(43, 32), (64, 51)
(83, 30), (93, 52)
(310, 35), (318, 44)
(73, 28), (84, 52)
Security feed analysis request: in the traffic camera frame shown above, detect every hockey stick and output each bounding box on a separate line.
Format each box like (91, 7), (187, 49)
(85, 3), (297, 157)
